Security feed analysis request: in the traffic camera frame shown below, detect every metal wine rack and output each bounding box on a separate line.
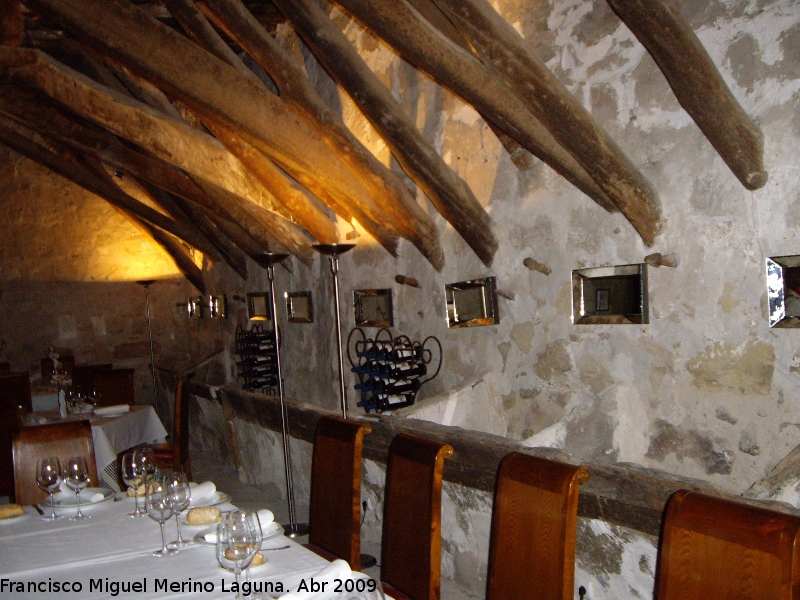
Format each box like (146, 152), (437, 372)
(347, 328), (441, 413)
(234, 324), (278, 394)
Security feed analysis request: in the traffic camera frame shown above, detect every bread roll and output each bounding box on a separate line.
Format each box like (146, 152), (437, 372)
(186, 506), (221, 525)
(224, 550), (265, 566)
(0, 504), (25, 519)
(127, 481), (157, 497)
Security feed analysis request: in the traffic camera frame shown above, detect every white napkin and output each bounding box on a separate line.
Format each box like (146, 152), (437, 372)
(53, 489), (105, 504)
(256, 509), (274, 529)
(93, 404), (129, 416)
(81, 490), (106, 503)
(189, 481), (216, 502)
(279, 559), (353, 600)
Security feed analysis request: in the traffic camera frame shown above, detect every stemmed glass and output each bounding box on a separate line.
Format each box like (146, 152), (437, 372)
(145, 478), (177, 557)
(121, 453), (145, 518)
(217, 511), (259, 599)
(36, 457), (62, 521)
(63, 456), (90, 521)
(165, 471), (191, 549)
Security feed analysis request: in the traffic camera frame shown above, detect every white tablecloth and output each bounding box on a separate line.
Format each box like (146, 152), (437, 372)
(25, 407), (168, 490)
(0, 499), (329, 599)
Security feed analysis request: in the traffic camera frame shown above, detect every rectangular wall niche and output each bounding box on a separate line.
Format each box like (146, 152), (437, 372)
(767, 255), (800, 328)
(445, 276), (499, 328)
(572, 264), (648, 324)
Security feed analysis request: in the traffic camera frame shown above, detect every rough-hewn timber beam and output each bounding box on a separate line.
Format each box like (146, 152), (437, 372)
(104, 56), (340, 246)
(24, 0), (445, 270)
(429, 0), (662, 245)
(0, 0), (23, 46)
(606, 0), (766, 191)
(209, 0), (496, 266)
(332, 0), (617, 215)
(167, 0), (418, 262)
(0, 47), (315, 263)
(0, 115), (220, 254)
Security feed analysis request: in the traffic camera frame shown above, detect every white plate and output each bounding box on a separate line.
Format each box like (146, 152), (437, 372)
(193, 521), (284, 546)
(189, 492), (231, 508)
(47, 488), (114, 514)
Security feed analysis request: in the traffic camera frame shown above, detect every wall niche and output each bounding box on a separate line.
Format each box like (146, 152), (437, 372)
(572, 264), (648, 324)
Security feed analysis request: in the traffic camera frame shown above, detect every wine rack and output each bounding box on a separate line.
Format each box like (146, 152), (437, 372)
(234, 324), (278, 394)
(347, 328), (441, 413)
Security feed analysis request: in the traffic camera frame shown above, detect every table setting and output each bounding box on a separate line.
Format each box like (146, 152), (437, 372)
(0, 445), (386, 599)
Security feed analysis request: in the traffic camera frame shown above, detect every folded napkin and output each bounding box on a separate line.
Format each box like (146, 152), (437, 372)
(82, 490), (106, 503)
(94, 404), (129, 416)
(52, 489), (105, 503)
(256, 509), (274, 529)
(189, 481), (216, 502)
(279, 560), (352, 600)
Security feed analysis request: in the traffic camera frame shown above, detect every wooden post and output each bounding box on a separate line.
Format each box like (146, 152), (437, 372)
(606, 0), (766, 190)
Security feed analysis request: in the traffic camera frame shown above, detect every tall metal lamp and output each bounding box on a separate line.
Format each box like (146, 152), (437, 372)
(312, 244), (355, 418)
(252, 253), (309, 538)
(136, 280), (158, 413)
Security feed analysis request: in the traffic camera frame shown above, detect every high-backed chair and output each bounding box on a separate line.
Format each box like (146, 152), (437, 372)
(152, 378), (192, 480)
(380, 432), (454, 600)
(305, 416), (372, 570)
(656, 490), (800, 599)
(71, 363), (113, 396)
(486, 453), (589, 600)
(90, 368), (134, 407)
(0, 372), (30, 501)
(12, 420), (99, 505)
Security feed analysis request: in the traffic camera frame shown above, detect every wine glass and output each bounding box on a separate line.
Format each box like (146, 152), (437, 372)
(135, 446), (157, 484)
(217, 512), (258, 599)
(121, 452), (145, 518)
(36, 457), (62, 521)
(165, 471), (191, 549)
(63, 456), (90, 521)
(145, 478), (177, 557)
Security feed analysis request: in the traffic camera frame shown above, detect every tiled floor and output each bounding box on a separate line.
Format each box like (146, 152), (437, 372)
(193, 457), (478, 600)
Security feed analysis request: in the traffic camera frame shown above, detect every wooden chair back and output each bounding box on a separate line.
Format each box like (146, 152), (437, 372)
(41, 356), (74, 384)
(90, 368), (134, 407)
(307, 416), (372, 570)
(486, 453), (589, 600)
(12, 420), (99, 505)
(656, 490), (800, 599)
(152, 378), (192, 480)
(0, 372), (30, 501)
(71, 363), (113, 396)
(380, 432), (454, 600)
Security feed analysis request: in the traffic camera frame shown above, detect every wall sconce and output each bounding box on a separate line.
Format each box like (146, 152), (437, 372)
(247, 292), (271, 321)
(208, 295), (227, 319)
(187, 296), (204, 318)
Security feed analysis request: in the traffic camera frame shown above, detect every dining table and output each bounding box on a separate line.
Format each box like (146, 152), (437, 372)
(0, 491), (333, 599)
(23, 406), (168, 491)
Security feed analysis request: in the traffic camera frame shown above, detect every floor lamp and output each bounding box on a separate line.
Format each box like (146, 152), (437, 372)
(312, 243), (355, 419)
(136, 280), (158, 414)
(252, 253), (309, 538)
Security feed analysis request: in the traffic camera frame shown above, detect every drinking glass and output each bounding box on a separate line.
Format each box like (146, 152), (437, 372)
(217, 512), (258, 599)
(36, 457), (62, 521)
(145, 479), (176, 557)
(121, 452), (145, 518)
(165, 471), (191, 549)
(135, 446), (157, 484)
(63, 456), (90, 521)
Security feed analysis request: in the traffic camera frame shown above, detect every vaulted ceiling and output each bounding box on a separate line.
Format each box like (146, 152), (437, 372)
(0, 0), (766, 292)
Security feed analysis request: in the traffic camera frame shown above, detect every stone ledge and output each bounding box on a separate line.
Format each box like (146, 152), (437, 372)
(218, 386), (800, 537)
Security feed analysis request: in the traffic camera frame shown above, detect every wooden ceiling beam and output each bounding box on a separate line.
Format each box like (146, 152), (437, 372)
(219, 0), (497, 266)
(332, 0), (618, 215)
(23, 0), (444, 270)
(430, 0), (662, 245)
(606, 0), (766, 190)
(0, 47), (314, 263)
(0, 0), (24, 46)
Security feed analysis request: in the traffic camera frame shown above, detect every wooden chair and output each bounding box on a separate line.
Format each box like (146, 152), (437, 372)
(380, 432), (454, 600)
(305, 416), (372, 570)
(71, 363), (113, 396)
(486, 453), (589, 600)
(656, 490), (800, 599)
(0, 372), (30, 501)
(90, 368), (134, 407)
(152, 378), (192, 480)
(12, 420), (99, 505)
